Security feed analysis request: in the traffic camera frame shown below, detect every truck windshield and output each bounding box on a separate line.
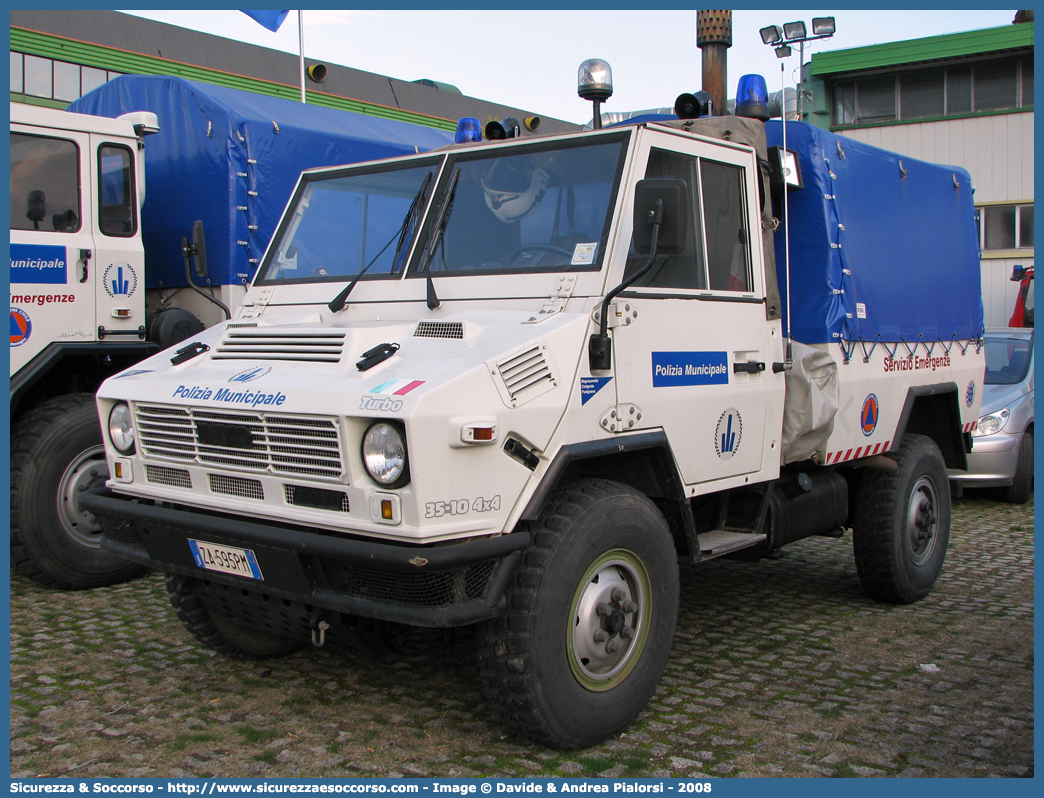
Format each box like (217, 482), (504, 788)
(257, 160), (439, 284)
(418, 134), (627, 275)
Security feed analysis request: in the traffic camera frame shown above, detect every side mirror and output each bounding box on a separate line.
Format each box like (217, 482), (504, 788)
(632, 178), (687, 255)
(192, 220), (208, 278)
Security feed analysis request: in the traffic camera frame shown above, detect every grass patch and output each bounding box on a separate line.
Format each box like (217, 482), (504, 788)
(253, 751), (276, 764)
(234, 725), (279, 745)
(578, 756), (616, 774)
(166, 732), (219, 751)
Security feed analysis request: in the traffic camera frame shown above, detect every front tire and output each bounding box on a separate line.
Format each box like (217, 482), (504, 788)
(478, 479), (679, 749)
(10, 393), (146, 589)
(852, 434), (951, 604)
(165, 574), (304, 659)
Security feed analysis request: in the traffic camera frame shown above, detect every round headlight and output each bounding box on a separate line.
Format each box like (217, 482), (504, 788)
(362, 422), (409, 487)
(974, 407), (1010, 437)
(108, 402), (135, 455)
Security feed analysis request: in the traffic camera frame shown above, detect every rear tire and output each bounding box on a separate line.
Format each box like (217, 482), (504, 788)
(10, 393), (146, 589)
(165, 574), (304, 659)
(1001, 431), (1033, 504)
(478, 479), (679, 749)
(852, 434), (951, 604)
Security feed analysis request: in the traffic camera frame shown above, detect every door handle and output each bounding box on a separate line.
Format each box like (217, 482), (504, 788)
(78, 248), (91, 283)
(733, 360), (766, 374)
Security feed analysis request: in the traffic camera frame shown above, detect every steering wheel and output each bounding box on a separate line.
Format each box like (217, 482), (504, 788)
(507, 243), (574, 268)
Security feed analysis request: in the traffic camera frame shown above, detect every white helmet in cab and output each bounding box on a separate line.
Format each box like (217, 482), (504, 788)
(482, 164), (550, 223)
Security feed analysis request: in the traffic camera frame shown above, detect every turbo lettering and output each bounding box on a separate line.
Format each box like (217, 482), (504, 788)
(359, 396), (403, 413)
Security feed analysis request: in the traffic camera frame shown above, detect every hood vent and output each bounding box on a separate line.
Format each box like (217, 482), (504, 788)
(414, 321), (464, 339)
(212, 327), (346, 362)
(493, 345), (556, 406)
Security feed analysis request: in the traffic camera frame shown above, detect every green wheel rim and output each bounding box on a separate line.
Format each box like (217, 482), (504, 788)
(567, 548), (652, 692)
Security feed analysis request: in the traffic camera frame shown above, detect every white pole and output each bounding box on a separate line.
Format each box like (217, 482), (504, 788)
(782, 61), (793, 367)
(298, 10), (306, 103)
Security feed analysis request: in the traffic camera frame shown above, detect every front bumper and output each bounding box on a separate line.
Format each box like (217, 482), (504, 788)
(80, 487), (528, 628)
(948, 430), (1023, 488)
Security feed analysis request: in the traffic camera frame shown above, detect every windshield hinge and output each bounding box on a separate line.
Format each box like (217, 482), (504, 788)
(237, 287), (273, 319)
(523, 275), (576, 324)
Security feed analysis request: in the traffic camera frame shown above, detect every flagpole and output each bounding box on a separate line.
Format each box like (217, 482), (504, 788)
(298, 10), (305, 103)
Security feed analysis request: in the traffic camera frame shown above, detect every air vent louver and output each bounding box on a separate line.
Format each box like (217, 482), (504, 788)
(414, 321), (464, 339)
(213, 327), (346, 362)
(494, 345), (555, 405)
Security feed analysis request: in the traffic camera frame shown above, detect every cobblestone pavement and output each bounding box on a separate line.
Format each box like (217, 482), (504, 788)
(10, 495), (1033, 779)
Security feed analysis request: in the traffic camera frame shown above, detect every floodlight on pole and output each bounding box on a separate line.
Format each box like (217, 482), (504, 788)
(758, 15), (836, 120)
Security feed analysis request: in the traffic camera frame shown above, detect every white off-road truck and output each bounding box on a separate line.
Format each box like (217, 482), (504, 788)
(83, 110), (984, 748)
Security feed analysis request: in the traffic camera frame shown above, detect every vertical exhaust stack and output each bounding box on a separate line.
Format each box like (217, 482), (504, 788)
(696, 10), (732, 116)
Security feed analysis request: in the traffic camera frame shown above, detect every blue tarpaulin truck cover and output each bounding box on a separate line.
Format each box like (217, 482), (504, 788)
(764, 121), (983, 348)
(67, 76), (454, 289)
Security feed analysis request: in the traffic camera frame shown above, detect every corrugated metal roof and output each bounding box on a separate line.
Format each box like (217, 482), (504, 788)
(10, 10), (579, 134)
(810, 23), (1034, 77)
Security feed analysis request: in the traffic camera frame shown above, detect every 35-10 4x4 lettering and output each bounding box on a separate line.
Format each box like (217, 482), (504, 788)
(425, 495), (501, 518)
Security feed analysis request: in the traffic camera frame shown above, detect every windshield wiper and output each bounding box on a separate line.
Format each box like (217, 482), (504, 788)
(328, 171), (433, 313)
(419, 167), (460, 311)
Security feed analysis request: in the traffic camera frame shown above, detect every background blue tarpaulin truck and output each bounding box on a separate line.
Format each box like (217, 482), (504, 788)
(68, 75), (454, 291)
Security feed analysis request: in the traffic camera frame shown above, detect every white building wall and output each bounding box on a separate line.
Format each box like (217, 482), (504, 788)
(839, 112), (1034, 328)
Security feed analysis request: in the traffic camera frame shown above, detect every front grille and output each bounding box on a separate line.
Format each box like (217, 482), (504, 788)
(209, 473), (264, 500)
(414, 321), (464, 339)
(284, 484), (349, 513)
(135, 404), (344, 479)
(145, 464), (192, 488)
(320, 559), (498, 607)
(212, 327), (346, 362)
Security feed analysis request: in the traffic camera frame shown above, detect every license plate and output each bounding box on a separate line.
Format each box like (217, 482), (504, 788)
(188, 539), (264, 580)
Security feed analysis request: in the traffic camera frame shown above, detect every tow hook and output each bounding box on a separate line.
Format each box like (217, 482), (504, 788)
(310, 612), (331, 648)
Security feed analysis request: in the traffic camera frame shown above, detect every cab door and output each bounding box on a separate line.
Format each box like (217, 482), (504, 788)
(609, 131), (785, 489)
(10, 124), (96, 374)
(90, 136), (146, 341)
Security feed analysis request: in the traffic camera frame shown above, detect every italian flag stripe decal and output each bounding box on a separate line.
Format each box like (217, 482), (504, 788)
(369, 379), (425, 396)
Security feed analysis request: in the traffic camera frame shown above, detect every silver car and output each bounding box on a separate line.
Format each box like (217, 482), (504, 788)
(951, 328), (1034, 502)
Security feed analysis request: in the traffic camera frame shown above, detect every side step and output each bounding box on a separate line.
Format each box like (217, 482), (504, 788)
(698, 529), (767, 561)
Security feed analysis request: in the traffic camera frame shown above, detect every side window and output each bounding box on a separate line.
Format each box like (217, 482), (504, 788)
(626, 148), (752, 293)
(98, 144), (136, 236)
(10, 133), (81, 233)
(701, 160), (751, 292)
(625, 148), (706, 290)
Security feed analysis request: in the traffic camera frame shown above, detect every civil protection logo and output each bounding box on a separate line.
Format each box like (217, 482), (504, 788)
(714, 408), (742, 460)
(229, 366), (272, 383)
(10, 308), (32, 347)
(103, 262), (138, 297)
(861, 393), (879, 437)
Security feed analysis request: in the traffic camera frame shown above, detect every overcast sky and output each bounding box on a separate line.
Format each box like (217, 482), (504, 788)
(119, 9), (1018, 125)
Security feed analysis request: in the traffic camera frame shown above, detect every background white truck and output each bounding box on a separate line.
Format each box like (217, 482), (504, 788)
(10, 80), (453, 589)
(81, 108), (984, 748)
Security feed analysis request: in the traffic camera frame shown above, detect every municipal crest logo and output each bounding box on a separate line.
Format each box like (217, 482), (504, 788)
(965, 381), (975, 408)
(103, 262), (138, 298)
(714, 408), (742, 460)
(229, 366), (272, 383)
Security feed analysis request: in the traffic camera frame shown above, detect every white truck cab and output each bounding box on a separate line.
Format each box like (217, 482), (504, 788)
(9, 103), (176, 590)
(83, 116), (984, 748)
